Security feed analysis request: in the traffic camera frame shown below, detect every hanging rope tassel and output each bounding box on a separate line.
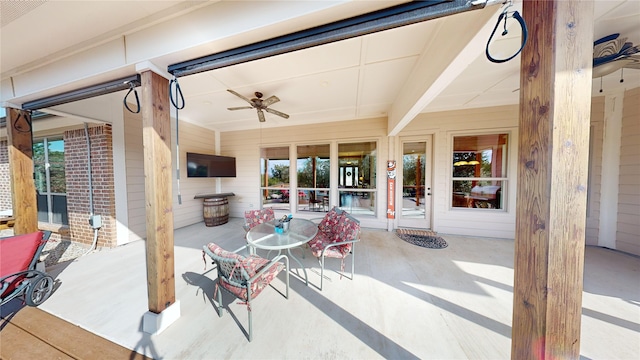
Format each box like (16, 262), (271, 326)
(169, 77), (185, 204)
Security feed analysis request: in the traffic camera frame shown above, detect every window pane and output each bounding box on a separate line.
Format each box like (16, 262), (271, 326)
(261, 147), (289, 187)
(402, 141), (426, 218)
(452, 134), (508, 178)
(452, 180), (504, 209)
(47, 139), (64, 161)
(262, 190), (291, 211)
(297, 144), (330, 188)
(338, 142), (376, 189)
(33, 140), (45, 163)
(37, 194), (48, 222)
(49, 163), (66, 193)
(297, 144), (330, 212)
(52, 195), (69, 225)
(339, 190), (375, 215)
(34, 164), (47, 192)
(34, 137), (68, 225)
(261, 147), (290, 211)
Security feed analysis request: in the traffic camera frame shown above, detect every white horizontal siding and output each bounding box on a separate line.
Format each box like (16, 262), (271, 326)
(586, 96), (605, 246)
(124, 115), (219, 239)
(123, 110), (146, 243)
(616, 87), (640, 255)
(171, 120), (218, 229)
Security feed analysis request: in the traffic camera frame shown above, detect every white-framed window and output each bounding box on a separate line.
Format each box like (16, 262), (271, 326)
(451, 133), (509, 210)
(260, 146), (291, 211)
(297, 144), (330, 212)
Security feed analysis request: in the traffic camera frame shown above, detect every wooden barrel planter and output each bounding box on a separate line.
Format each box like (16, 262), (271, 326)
(203, 198), (229, 227)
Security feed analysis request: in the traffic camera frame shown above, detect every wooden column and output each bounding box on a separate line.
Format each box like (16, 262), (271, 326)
(512, 1), (593, 359)
(7, 108), (38, 235)
(141, 71), (176, 313)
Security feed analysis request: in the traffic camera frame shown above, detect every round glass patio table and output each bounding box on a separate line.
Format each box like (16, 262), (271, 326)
(246, 218), (318, 285)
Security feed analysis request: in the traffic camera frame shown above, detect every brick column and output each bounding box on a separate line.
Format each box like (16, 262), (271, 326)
(64, 124), (117, 248)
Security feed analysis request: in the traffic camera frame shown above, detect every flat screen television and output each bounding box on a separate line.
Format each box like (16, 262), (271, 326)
(186, 152), (236, 178)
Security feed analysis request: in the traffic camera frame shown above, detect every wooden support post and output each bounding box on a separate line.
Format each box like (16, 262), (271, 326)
(512, 1), (593, 359)
(141, 70), (176, 313)
(7, 108), (38, 235)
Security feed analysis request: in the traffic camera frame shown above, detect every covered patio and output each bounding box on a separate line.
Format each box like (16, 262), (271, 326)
(4, 218), (638, 359)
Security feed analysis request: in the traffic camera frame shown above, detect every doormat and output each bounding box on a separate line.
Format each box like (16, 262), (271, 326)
(395, 229), (448, 249)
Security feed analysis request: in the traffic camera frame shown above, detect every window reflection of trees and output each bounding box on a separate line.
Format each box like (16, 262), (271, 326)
(33, 138), (68, 224)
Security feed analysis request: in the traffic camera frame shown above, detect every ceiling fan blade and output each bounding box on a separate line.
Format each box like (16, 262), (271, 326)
(265, 107), (289, 119)
(261, 95), (280, 107)
(257, 109), (266, 122)
(227, 106), (253, 111)
(227, 89), (253, 105)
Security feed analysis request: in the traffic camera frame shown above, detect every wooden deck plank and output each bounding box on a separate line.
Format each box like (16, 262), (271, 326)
(0, 304), (150, 360)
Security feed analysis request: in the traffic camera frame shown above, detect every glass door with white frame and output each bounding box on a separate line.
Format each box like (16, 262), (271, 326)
(398, 139), (431, 229)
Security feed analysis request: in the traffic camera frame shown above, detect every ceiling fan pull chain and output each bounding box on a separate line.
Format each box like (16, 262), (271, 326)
(486, 2), (528, 64)
(599, 77), (603, 93)
(170, 77), (185, 204)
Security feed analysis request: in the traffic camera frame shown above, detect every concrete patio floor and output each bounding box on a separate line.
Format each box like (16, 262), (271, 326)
(6, 218), (640, 359)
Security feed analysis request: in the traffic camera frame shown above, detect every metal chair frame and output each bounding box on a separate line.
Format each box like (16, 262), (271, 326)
(310, 211), (361, 290)
(317, 232), (359, 291)
(203, 244), (289, 342)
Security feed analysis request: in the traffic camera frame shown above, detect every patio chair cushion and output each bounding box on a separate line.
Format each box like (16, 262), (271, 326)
(318, 206), (344, 235)
(206, 242), (285, 301)
(220, 256), (284, 301)
(205, 242), (244, 263)
(308, 232), (350, 259)
(309, 232), (351, 259)
(244, 208), (275, 230)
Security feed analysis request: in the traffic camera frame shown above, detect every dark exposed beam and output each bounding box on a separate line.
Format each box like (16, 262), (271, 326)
(22, 75), (140, 111)
(168, 0), (493, 77)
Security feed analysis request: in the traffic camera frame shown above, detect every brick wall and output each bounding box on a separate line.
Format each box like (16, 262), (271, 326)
(64, 124), (117, 248)
(0, 140), (11, 212)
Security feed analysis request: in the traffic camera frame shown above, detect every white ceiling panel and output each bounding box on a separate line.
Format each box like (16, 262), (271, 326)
(364, 20), (440, 64)
(360, 56), (418, 105)
(207, 38), (363, 88)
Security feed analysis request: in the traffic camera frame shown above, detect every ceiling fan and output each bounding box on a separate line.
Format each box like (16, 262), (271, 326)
(226, 89), (290, 122)
(592, 33), (640, 78)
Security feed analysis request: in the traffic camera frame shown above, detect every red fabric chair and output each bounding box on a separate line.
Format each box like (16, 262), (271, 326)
(0, 231), (54, 307)
(308, 207), (360, 290)
(203, 242), (288, 341)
